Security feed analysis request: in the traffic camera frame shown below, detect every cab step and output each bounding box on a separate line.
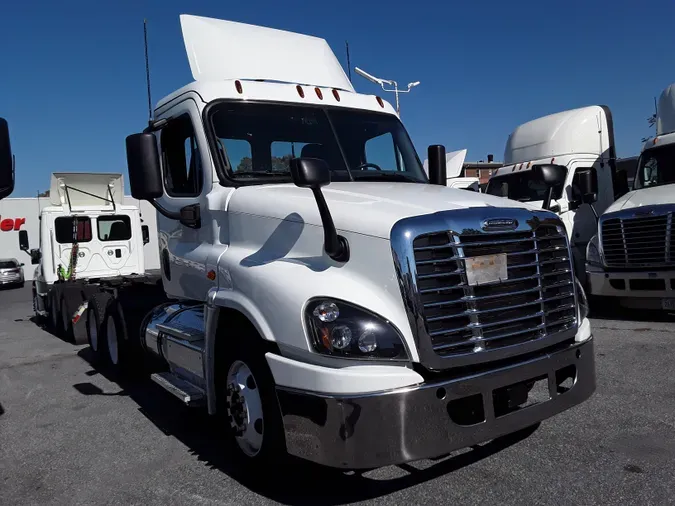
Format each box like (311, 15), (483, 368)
(150, 372), (205, 407)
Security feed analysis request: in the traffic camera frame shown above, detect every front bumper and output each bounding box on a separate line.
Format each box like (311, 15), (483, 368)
(586, 264), (675, 308)
(276, 338), (595, 469)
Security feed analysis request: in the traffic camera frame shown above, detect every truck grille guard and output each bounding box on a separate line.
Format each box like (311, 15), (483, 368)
(599, 204), (675, 270)
(391, 207), (579, 371)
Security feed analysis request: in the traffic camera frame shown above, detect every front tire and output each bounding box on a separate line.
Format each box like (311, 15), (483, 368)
(217, 336), (286, 470)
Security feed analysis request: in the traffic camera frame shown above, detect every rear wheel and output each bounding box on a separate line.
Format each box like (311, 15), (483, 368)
(102, 301), (135, 374)
(87, 292), (113, 364)
(61, 295), (75, 343)
(49, 291), (62, 336)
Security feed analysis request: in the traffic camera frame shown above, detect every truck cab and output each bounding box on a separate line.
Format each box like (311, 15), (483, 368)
(0, 118), (15, 200)
(586, 83), (675, 310)
(113, 15), (594, 470)
(22, 173), (148, 341)
(485, 106), (629, 280)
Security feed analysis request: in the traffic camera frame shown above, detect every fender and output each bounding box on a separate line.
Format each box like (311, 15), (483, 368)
(203, 287), (277, 414)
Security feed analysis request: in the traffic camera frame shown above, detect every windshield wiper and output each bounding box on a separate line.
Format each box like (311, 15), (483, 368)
(351, 172), (421, 183)
(233, 170), (290, 178)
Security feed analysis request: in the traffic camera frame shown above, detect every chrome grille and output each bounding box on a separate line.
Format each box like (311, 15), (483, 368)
(601, 211), (674, 268)
(413, 225), (576, 357)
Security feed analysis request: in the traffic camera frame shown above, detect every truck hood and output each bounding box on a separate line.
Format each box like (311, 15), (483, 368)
(604, 184), (675, 214)
(227, 182), (540, 239)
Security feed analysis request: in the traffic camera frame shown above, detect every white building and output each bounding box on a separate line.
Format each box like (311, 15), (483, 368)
(0, 196), (160, 281)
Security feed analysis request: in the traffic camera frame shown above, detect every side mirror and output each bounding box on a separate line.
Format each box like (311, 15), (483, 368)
(532, 164), (567, 211)
(0, 118), (15, 200)
(290, 158), (348, 262)
(141, 225), (150, 245)
(30, 250), (41, 265)
(577, 167), (598, 203)
(290, 157), (331, 188)
(614, 169), (629, 198)
(532, 164), (567, 187)
(126, 133), (163, 200)
(427, 145), (447, 186)
(20, 263), (24, 267)
(18, 230), (29, 251)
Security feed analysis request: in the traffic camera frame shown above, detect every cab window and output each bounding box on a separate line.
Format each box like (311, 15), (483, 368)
(54, 217), (92, 244)
(97, 215), (132, 241)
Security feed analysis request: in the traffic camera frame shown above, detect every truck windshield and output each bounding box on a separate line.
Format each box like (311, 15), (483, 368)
(634, 143), (675, 190)
(485, 170), (564, 202)
(208, 102), (427, 183)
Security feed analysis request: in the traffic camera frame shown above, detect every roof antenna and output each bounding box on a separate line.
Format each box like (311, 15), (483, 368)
(144, 19), (153, 125)
(345, 41), (352, 83)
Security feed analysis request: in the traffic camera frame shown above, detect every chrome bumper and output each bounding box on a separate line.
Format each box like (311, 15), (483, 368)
(586, 265), (675, 307)
(0, 277), (22, 285)
(276, 338), (595, 469)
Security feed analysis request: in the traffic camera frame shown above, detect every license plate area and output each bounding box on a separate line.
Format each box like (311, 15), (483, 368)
(465, 253), (507, 286)
(663, 299), (675, 310)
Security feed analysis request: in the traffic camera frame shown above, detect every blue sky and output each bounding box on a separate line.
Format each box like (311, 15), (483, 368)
(2, 0), (674, 196)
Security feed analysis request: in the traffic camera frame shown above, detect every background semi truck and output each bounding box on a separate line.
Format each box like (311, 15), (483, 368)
(18, 172), (153, 343)
(586, 82), (675, 310)
(31, 15), (596, 470)
(485, 106), (630, 282)
(0, 118), (15, 200)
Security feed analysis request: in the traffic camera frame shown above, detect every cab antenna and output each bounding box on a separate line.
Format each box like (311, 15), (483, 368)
(144, 19), (153, 124)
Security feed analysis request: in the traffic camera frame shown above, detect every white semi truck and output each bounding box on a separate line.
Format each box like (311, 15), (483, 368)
(586, 83), (675, 310)
(485, 106), (630, 281)
(18, 172), (152, 343)
(0, 118), (15, 200)
(59, 15), (594, 470)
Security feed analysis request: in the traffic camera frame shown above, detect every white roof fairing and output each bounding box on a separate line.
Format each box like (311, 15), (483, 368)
(179, 15), (354, 92)
(503, 106), (607, 165)
(657, 82), (675, 136)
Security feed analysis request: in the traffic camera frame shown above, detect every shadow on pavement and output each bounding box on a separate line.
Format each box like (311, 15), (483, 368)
(74, 348), (539, 505)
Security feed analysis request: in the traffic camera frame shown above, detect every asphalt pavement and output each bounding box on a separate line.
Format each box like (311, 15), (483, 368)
(1, 285), (674, 505)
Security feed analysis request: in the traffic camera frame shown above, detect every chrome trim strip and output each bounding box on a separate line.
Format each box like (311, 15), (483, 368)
(390, 207), (579, 371)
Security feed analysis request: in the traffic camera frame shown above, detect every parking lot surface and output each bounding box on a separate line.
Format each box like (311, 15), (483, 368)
(1, 285), (675, 505)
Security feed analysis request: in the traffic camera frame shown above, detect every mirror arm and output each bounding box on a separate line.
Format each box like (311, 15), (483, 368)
(311, 187), (349, 262)
(542, 187), (554, 211)
(150, 199), (181, 221)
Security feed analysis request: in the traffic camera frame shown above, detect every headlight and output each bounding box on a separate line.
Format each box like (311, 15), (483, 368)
(575, 277), (589, 321)
(586, 234), (601, 266)
(305, 299), (409, 360)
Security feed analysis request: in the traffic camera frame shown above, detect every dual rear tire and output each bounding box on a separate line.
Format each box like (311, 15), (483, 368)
(86, 292), (133, 373)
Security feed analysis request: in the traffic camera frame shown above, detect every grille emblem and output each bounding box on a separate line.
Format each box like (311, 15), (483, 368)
(482, 218), (518, 231)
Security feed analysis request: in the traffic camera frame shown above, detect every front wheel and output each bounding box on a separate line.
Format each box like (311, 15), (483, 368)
(217, 338), (286, 469)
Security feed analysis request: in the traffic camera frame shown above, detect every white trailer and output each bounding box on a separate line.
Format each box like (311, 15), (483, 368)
(586, 83), (675, 310)
(71, 15), (594, 470)
(485, 106), (630, 281)
(18, 172), (152, 343)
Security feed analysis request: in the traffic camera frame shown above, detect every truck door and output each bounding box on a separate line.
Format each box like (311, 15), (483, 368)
(154, 99), (215, 300)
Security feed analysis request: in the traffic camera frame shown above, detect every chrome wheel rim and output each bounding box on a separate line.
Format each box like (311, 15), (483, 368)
(106, 317), (119, 365)
(226, 360), (263, 457)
